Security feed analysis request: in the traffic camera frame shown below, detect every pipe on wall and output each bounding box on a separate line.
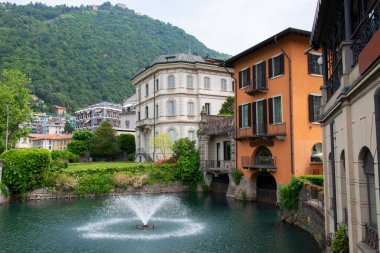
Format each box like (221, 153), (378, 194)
(374, 86), (380, 197)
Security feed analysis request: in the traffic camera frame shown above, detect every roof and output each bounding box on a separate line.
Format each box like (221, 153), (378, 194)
(224, 28), (311, 67)
(131, 53), (222, 81)
(32, 134), (72, 141)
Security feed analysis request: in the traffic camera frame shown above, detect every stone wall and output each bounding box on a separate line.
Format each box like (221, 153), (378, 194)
(0, 195), (9, 205)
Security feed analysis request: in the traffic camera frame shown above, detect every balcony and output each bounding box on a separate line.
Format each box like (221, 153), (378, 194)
(241, 155), (276, 171)
(199, 115), (234, 135)
(236, 122), (286, 140)
(201, 160), (235, 174)
(245, 81), (267, 96)
(365, 223), (378, 251)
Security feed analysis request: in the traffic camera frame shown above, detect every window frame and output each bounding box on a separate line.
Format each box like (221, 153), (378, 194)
(308, 53), (323, 76)
(269, 53), (284, 79)
(271, 95), (283, 124)
(168, 75), (175, 89)
(241, 103), (250, 129)
(221, 78), (227, 91)
(239, 67), (250, 89)
(204, 76), (210, 89)
(309, 94), (322, 123)
(205, 103), (211, 115)
(167, 100), (176, 116)
(188, 100), (194, 116)
(187, 75), (194, 89)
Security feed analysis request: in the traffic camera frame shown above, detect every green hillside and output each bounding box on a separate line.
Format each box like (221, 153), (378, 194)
(0, 2), (227, 112)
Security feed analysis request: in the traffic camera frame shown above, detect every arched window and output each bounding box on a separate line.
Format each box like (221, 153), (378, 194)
(254, 146), (274, 167)
(339, 150), (347, 223)
(187, 75), (193, 89)
(311, 143), (323, 163)
(155, 104), (159, 118)
(188, 100), (194, 116)
(168, 128), (177, 142)
(145, 106), (148, 119)
(167, 100), (176, 116)
(363, 148), (377, 229)
(168, 75), (175, 89)
(204, 76), (210, 89)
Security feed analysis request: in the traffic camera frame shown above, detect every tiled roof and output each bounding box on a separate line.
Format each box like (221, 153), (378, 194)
(151, 53), (206, 65)
(32, 134), (72, 141)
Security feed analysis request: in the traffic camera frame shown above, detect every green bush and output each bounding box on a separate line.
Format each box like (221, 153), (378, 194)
(0, 148), (51, 194)
(231, 169), (244, 185)
(75, 174), (113, 195)
(51, 150), (78, 163)
(146, 164), (178, 185)
(118, 134), (136, 155)
(51, 159), (69, 172)
(67, 140), (88, 156)
(0, 182), (10, 197)
(279, 177), (304, 210)
(331, 225), (349, 253)
(172, 138), (196, 158)
(300, 175), (324, 187)
(128, 153), (135, 161)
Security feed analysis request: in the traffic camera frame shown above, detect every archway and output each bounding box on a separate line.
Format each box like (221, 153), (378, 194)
(210, 173), (230, 194)
(255, 172), (277, 204)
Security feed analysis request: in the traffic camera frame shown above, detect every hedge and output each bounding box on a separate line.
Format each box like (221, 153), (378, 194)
(0, 148), (51, 194)
(279, 177), (304, 210)
(300, 175), (324, 187)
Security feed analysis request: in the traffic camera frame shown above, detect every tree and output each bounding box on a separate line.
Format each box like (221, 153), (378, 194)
(149, 133), (173, 160)
(118, 133), (136, 155)
(63, 121), (75, 133)
(0, 69), (32, 153)
(67, 130), (93, 156)
(219, 96), (234, 116)
(172, 137), (196, 158)
(90, 121), (120, 160)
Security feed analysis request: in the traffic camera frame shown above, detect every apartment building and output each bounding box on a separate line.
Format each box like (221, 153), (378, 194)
(31, 134), (72, 151)
(225, 28), (323, 203)
(310, 0), (380, 251)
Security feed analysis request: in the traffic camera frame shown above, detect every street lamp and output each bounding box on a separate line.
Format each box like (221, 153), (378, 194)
(2, 103), (9, 151)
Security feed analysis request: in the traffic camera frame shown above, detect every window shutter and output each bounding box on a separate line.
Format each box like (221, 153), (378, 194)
(252, 65), (256, 88)
(248, 103), (252, 127)
(261, 61), (267, 89)
(252, 102), (256, 134)
(268, 98), (273, 124)
(247, 68), (251, 86)
(268, 58), (273, 78)
(239, 105), (242, 128)
(263, 99), (268, 134)
(239, 71), (242, 89)
(307, 54), (312, 74)
(279, 54), (285, 75)
(308, 95), (314, 122)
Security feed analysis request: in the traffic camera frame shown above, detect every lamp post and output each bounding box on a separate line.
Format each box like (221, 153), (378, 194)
(3, 102), (9, 151)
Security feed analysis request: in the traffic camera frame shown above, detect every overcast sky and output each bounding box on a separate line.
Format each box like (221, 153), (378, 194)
(7, 0), (318, 55)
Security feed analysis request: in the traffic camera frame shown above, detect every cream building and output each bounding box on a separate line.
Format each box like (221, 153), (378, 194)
(311, 1), (380, 252)
(131, 53), (234, 161)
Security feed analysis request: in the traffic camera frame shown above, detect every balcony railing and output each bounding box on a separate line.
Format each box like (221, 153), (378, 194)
(236, 122), (286, 139)
(326, 58), (343, 100)
(241, 155), (276, 170)
(365, 223), (379, 250)
(351, 0), (380, 65)
(245, 81), (267, 96)
(202, 160), (235, 173)
(200, 115), (234, 135)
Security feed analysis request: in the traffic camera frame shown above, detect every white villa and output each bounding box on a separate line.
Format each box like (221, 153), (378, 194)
(131, 53), (234, 161)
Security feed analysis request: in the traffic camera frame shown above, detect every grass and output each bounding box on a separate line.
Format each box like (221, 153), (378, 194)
(67, 161), (153, 172)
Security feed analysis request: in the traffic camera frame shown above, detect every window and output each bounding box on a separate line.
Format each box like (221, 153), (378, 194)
(188, 130), (195, 140)
(188, 101), (194, 116)
(268, 54), (284, 78)
(204, 77), (210, 89)
(145, 84), (149, 97)
(232, 81), (235, 92)
(311, 143), (323, 163)
(167, 100), (176, 116)
(308, 95), (322, 123)
(187, 75), (193, 89)
(155, 104), (159, 118)
(363, 149), (377, 229)
(168, 128), (177, 142)
(125, 115), (130, 128)
(268, 96), (282, 124)
(137, 88), (141, 100)
(155, 79), (159, 91)
(144, 106), (148, 119)
(221, 79), (227, 91)
(238, 103), (251, 128)
(308, 54), (322, 75)
(137, 111), (141, 121)
(252, 100), (267, 134)
(253, 61), (266, 89)
(205, 103), (211, 115)
(223, 141), (231, 161)
(168, 75), (175, 89)
(239, 68), (250, 88)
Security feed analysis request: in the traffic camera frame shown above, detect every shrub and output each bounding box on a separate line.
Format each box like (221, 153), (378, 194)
(146, 164), (178, 184)
(0, 148), (51, 194)
(279, 177), (304, 210)
(67, 140), (88, 156)
(75, 174), (113, 195)
(300, 175), (324, 187)
(128, 174), (148, 188)
(331, 225), (349, 253)
(0, 182), (10, 197)
(231, 169), (244, 185)
(118, 134), (136, 155)
(51, 150), (78, 163)
(128, 153), (135, 161)
(90, 121), (120, 160)
(110, 172), (129, 189)
(51, 159), (69, 172)
(172, 138), (196, 158)
(54, 174), (78, 191)
(177, 148), (201, 190)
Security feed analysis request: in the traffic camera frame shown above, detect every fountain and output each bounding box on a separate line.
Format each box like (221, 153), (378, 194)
(76, 195), (205, 240)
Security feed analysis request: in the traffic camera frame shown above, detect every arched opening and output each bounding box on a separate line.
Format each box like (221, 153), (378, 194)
(253, 146), (275, 168)
(311, 143), (323, 163)
(256, 172), (277, 204)
(339, 150), (347, 224)
(210, 173), (230, 194)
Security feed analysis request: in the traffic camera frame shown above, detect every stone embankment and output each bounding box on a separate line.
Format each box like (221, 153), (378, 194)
(0, 195), (9, 205)
(25, 182), (188, 201)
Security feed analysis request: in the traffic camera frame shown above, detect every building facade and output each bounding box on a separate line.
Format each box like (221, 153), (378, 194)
(131, 53), (234, 161)
(118, 94), (137, 135)
(31, 134), (72, 151)
(310, 1), (380, 251)
(225, 28), (323, 203)
(75, 102), (122, 131)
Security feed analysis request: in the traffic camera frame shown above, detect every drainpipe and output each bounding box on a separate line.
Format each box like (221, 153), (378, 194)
(330, 122), (338, 232)
(274, 36), (294, 175)
(223, 61), (238, 171)
(153, 73), (156, 161)
(374, 87), (380, 197)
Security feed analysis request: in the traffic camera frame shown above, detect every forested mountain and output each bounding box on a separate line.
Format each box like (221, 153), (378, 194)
(0, 2), (227, 112)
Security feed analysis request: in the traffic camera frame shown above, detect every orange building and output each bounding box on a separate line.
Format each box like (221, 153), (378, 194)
(225, 28), (323, 203)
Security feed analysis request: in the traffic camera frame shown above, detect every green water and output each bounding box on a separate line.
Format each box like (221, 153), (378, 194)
(0, 193), (320, 253)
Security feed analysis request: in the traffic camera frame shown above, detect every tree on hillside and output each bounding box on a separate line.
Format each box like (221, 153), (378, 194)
(63, 121), (75, 134)
(149, 133), (173, 160)
(0, 69), (32, 152)
(90, 121), (120, 160)
(219, 96), (234, 116)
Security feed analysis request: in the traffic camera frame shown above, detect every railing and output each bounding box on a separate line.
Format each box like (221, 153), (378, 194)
(306, 186), (324, 210)
(203, 160), (234, 172)
(236, 122), (286, 138)
(327, 58), (343, 100)
(201, 115), (234, 135)
(245, 81), (267, 95)
(351, 0), (380, 65)
(365, 223), (379, 250)
(241, 155), (276, 169)
(267, 122), (286, 136)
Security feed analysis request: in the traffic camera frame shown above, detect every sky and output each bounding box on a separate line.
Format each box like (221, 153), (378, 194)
(7, 0), (318, 55)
